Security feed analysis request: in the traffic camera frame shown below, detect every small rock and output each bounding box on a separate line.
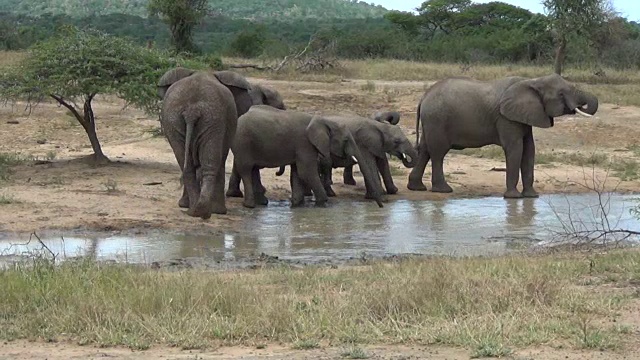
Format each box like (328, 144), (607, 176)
(6, 120), (19, 124)
(36, 139), (47, 144)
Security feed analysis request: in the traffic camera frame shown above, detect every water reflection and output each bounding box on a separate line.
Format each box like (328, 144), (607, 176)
(1, 193), (639, 265)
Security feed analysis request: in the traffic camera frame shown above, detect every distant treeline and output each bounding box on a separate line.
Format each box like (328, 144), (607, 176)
(1, 5), (640, 69)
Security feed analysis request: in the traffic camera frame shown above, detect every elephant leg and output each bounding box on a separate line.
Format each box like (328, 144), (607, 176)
(429, 141), (453, 193)
(319, 162), (336, 197)
(237, 164), (255, 208)
(407, 139), (430, 191)
(297, 159), (328, 207)
(343, 165), (356, 185)
(165, 131), (192, 208)
(502, 138), (524, 199)
(377, 156), (398, 195)
(253, 166), (269, 206)
(521, 130), (538, 198)
(225, 164), (244, 198)
(290, 165), (305, 207)
(210, 155), (229, 215)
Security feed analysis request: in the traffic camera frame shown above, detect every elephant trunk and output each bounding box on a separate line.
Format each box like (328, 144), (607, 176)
(575, 89), (598, 116)
(347, 138), (384, 208)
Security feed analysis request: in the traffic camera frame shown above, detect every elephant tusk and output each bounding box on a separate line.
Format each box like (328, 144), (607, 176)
(351, 156), (358, 164)
(575, 108), (593, 118)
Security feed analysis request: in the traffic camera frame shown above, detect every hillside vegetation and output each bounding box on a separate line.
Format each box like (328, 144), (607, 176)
(0, 0), (388, 19)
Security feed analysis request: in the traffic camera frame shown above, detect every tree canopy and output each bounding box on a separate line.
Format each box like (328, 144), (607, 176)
(0, 27), (177, 163)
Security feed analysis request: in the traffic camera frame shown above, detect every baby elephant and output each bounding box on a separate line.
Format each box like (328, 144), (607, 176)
(230, 106), (384, 208)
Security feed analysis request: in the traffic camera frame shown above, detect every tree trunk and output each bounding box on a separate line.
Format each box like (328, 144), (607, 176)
(49, 94), (109, 165)
(83, 96), (109, 165)
(554, 36), (567, 75)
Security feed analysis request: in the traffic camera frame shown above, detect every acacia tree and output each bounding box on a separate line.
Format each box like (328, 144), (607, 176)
(543, 0), (613, 75)
(148, 0), (209, 55)
(0, 27), (172, 164)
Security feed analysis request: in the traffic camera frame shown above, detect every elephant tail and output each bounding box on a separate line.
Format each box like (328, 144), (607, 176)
(182, 108), (199, 177)
(275, 165), (286, 176)
(415, 101), (421, 147)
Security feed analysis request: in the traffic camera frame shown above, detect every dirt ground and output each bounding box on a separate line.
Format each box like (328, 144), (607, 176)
(1, 77), (639, 235)
(3, 340), (640, 360)
(1, 76), (640, 358)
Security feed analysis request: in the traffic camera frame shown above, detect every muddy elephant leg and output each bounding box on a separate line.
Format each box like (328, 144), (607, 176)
(521, 130), (538, 198)
(502, 138), (524, 199)
(407, 139), (430, 191)
(225, 164), (244, 198)
(297, 158), (328, 207)
(210, 155), (229, 215)
(343, 165), (356, 185)
(165, 131), (192, 208)
(236, 164), (255, 208)
(427, 137), (453, 193)
(253, 166), (269, 206)
(290, 165), (306, 207)
(377, 156), (398, 195)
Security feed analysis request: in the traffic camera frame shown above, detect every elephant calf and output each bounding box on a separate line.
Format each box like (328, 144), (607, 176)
(408, 73), (598, 198)
(230, 106), (384, 208)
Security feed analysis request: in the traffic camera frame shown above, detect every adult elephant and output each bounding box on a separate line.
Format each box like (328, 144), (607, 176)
(158, 67), (286, 210)
(160, 70), (251, 219)
(230, 106), (384, 208)
(316, 114), (418, 198)
(408, 74), (598, 198)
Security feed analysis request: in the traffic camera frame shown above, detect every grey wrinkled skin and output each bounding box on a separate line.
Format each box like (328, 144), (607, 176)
(315, 114), (418, 199)
(228, 106), (384, 208)
(408, 73), (599, 198)
(273, 110), (402, 188)
(160, 71), (247, 219)
(158, 67), (286, 204)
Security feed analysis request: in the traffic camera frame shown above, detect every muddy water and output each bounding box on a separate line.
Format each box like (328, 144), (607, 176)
(1, 193), (639, 267)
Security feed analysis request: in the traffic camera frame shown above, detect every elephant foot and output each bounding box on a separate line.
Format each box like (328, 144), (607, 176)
(256, 193), (269, 206)
(242, 200), (256, 208)
(326, 187), (336, 197)
(178, 196), (190, 209)
(226, 188), (244, 198)
(407, 180), (427, 191)
(431, 183), (453, 193)
(314, 201), (328, 208)
(385, 184), (399, 195)
(365, 193), (388, 203)
(187, 202), (212, 220)
(522, 188), (539, 198)
(211, 204), (228, 215)
(343, 178), (357, 186)
(503, 189), (523, 199)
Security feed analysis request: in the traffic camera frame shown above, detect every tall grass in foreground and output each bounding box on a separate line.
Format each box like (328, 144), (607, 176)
(0, 251), (639, 351)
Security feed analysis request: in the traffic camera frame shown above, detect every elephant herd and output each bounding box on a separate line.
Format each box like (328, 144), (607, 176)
(157, 68), (599, 219)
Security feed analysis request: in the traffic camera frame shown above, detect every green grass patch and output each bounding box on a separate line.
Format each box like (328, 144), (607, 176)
(0, 251), (639, 351)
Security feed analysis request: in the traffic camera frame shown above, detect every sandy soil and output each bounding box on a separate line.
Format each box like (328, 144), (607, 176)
(1, 77), (640, 235)
(2, 341), (640, 360)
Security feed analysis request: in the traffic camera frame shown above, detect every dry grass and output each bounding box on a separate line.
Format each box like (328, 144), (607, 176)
(0, 51), (26, 67)
(0, 250), (638, 352)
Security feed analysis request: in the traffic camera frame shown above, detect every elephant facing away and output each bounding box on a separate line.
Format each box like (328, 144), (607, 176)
(230, 105), (384, 208)
(408, 73), (598, 198)
(158, 67), (286, 209)
(160, 70), (249, 219)
(315, 114), (418, 199)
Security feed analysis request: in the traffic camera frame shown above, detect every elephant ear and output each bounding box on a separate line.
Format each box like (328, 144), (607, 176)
(157, 67), (195, 99)
(213, 70), (252, 91)
(357, 122), (387, 158)
(214, 70), (253, 116)
(373, 111), (401, 125)
(306, 116), (331, 161)
(499, 81), (552, 128)
(249, 84), (267, 105)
